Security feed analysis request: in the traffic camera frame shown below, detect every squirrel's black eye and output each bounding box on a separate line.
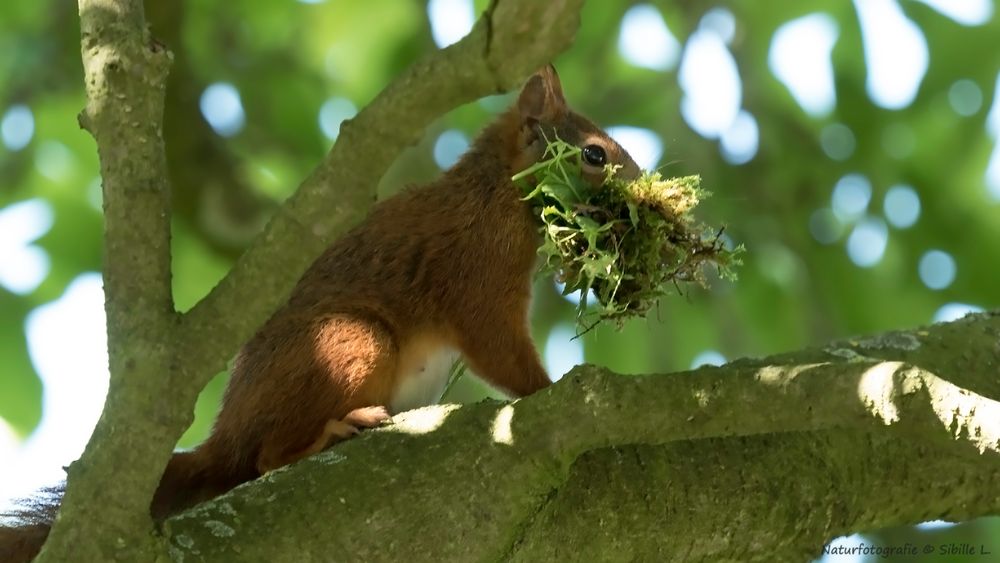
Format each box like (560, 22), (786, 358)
(582, 144), (607, 167)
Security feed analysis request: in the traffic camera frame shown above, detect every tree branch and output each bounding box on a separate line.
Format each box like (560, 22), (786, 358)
(162, 312), (1000, 561)
(509, 431), (997, 561)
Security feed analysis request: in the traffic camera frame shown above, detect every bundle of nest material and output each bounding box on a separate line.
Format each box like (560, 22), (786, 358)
(513, 139), (742, 328)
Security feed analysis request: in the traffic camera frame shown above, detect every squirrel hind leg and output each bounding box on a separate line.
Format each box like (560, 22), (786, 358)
(256, 406), (390, 474)
(255, 314), (399, 474)
(319, 405), (392, 444)
(342, 405), (391, 428)
(313, 407), (392, 451)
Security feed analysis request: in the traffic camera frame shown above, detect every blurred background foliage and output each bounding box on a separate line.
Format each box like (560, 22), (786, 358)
(1, 0), (997, 560)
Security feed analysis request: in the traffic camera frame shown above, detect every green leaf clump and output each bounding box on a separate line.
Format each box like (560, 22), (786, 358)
(513, 138), (742, 328)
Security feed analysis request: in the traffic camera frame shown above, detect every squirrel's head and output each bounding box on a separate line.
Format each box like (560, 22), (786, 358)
(514, 65), (642, 185)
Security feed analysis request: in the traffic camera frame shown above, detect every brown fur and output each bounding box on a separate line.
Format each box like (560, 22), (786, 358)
(0, 523), (50, 563)
(1, 66), (639, 560)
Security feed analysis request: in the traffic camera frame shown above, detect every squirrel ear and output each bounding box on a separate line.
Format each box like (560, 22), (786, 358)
(517, 64), (568, 124)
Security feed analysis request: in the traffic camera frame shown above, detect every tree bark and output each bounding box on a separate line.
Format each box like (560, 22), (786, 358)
(161, 311), (1000, 562)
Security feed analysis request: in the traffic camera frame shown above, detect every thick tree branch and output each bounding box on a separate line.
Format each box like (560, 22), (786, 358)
(510, 431), (998, 561)
(181, 0), (584, 378)
(161, 312), (1000, 561)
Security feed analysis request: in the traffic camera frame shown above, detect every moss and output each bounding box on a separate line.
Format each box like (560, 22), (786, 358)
(514, 139), (742, 328)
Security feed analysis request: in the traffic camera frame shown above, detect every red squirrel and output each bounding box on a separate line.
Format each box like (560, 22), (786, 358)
(0, 65), (640, 560)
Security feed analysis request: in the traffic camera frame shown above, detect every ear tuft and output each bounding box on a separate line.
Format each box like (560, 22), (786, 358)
(517, 64), (567, 124)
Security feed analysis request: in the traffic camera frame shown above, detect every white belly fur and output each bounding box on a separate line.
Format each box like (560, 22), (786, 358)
(390, 345), (460, 414)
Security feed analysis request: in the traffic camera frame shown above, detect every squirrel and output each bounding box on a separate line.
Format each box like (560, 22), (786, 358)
(0, 65), (640, 561)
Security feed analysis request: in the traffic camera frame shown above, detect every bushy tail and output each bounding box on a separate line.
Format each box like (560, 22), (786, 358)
(1, 448), (240, 561)
(0, 485), (60, 563)
(151, 448), (242, 519)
